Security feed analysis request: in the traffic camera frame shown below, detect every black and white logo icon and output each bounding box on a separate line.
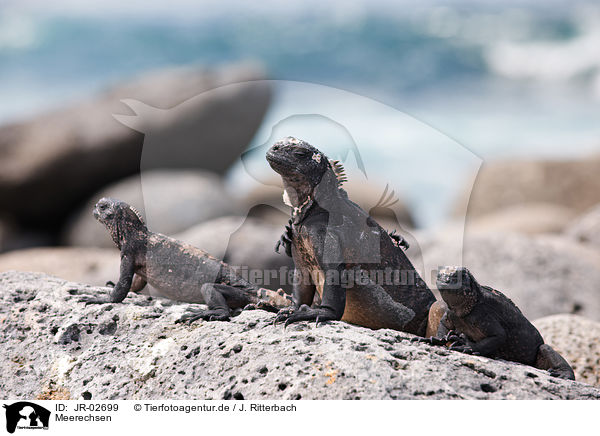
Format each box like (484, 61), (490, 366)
(3, 402), (50, 434)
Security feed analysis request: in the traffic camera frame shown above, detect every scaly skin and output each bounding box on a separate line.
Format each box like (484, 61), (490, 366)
(425, 266), (575, 380)
(266, 137), (435, 335)
(78, 197), (291, 321)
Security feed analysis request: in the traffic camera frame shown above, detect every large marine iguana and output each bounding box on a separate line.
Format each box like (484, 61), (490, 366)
(78, 197), (291, 321)
(265, 137), (436, 335)
(422, 266), (575, 380)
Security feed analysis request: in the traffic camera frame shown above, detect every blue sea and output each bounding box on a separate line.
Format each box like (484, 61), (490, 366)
(2, 0), (600, 226)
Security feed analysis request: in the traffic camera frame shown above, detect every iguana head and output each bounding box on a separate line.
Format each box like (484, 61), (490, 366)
(436, 266), (480, 316)
(266, 137), (345, 210)
(93, 197), (147, 248)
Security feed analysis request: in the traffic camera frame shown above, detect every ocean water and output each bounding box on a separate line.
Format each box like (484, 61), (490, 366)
(2, 0), (600, 225)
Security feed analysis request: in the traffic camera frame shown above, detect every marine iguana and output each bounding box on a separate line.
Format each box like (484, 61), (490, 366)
(422, 266), (575, 380)
(266, 137), (436, 335)
(78, 197), (291, 321)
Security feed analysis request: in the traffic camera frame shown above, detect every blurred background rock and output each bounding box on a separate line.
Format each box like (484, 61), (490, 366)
(0, 0), (599, 343)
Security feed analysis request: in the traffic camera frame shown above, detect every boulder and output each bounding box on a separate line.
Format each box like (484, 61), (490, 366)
(64, 170), (240, 248)
(468, 203), (576, 235)
(0, 219), (56, 253)
(534, 314), (600, 387)
(0, 64), (271, 231)
(565, 203), (600, 251)
(0, 247), (119, 286)
(421, 231), (600, 321)
(0, 221), (5, 252)
(1, 271), (598, 400)
(459, 155), (600, 217)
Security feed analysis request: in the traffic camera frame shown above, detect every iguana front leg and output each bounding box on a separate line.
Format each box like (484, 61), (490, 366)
(274, 267), (315, 323)
(274, 267), (345, 327)
(451, 326), (507, 356)
(79, 255), (135, 304)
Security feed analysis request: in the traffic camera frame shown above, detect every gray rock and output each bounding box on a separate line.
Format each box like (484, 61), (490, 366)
(534, 314), (600, 387)
(64, 170), (240, 247)
(1, 271), (598, 400)
(468, 203), (576, 235)
(565, 203), (600, 251)
(458, 154), (600, 217)
(0, 247), (119, 286)
(0, 221), (5, 252)
(0, 220), (55, 253)
(0, 64), (271, 230)
(421, 231), (600, 321)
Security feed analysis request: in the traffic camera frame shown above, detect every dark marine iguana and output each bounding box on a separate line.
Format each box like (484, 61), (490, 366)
(78, 197), (291, 321)
(266, 137), (436, 335)
(420, 266), (575, 380)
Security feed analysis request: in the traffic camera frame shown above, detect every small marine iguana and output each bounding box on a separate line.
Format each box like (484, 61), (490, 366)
(266, 137), (436, 335)
(422, 266), (575, 380)
(78, 197), (291, 321)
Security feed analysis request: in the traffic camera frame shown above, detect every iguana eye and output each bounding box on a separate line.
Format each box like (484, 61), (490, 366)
(293, 150), (309, 157)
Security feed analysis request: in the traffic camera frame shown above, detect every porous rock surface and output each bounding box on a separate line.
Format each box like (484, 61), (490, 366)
(1, 271), (598, 400)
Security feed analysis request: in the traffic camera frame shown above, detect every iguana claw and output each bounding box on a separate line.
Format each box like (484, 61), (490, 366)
(273, 306), (296, 326)
(275, 219), (293, 257)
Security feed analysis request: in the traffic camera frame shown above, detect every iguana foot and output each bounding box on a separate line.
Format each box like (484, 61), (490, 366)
(274, 238), (291, 257)
(176, 307), (230, 323)
(243, 301), (279, 313)
(273, 304), (338, 327)
(273, 306), (295, 325)
(274, 220), (293, 257)
(411, 330), (465, 347)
